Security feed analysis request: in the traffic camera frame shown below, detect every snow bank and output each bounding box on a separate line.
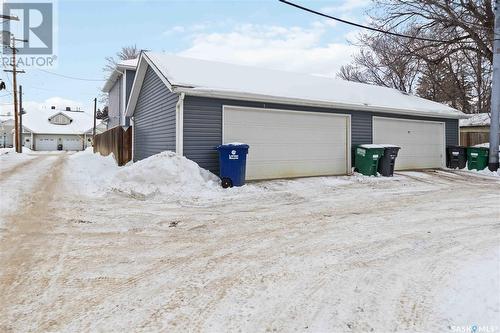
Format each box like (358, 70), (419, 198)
(0, 148), (13, 155)
(65, 148), (118, 194)
(0, 148), (36, 170)
(467, 167), (500, 177)
(64, 149), (404, 202)
(65, 149), (221, 199)
(111, 151), (220, 197)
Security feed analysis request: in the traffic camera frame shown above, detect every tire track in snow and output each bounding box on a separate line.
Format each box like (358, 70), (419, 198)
(1, 164), (498, 332)
(0, 155), (66, 332)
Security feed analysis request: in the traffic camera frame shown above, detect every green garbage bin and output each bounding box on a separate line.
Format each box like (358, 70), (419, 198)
(354, 144), (385, 176)
(466, 147), (489, 170)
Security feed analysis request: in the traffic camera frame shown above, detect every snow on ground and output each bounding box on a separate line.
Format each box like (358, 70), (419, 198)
(435, 247), (500, 331)
(0, 151), (61, 229)
(457, 144), (500, 177)
(64, 148), (119, 195)
(66, 149), (267, 201)
(66, 149), (402, 201)
(1, 150), (499, 332)
(0, 148), (35, 170)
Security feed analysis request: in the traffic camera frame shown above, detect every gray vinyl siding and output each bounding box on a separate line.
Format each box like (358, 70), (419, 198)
(133, 66), (177, 161)
(125, 69), (136, 105)
(183, 96), (459, 174)
(445, 119), (459, 146)
(107, 79), (121, 129)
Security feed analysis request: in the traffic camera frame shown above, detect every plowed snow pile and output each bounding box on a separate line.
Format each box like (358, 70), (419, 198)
(112, 151), (220, 197)
(65, 149), (221, 198)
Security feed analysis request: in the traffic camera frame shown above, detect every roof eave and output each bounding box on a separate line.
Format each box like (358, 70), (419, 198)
(173, 87), (468, 120)
(102, 71), (120, 93)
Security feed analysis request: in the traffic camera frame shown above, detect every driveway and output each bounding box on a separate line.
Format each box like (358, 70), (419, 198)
(0, 152), (499, 332)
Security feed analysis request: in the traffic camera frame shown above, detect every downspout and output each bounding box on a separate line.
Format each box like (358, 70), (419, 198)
(176, 92), (185, 155)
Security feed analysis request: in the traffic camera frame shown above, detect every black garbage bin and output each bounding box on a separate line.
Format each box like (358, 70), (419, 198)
(377, 145), (400, 177)
(57, 144), (63, 151)
(446, 146), (467, 169)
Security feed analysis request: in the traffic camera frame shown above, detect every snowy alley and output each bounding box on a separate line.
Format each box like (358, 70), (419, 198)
(0, 150), (499, 333)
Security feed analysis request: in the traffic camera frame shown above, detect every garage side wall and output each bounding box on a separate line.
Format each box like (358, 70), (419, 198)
(183, 96), (459, 175)
(107, 79), (121, 129)
(133, 66), (177, 161)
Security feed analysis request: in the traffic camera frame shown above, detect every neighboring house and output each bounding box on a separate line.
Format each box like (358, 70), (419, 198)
(20, 107), (104, 151)
(0, 117), (14, 148)
(102, 58), (138, 129)
(459, 113), (493, 146)
(125, 52), (466, 180)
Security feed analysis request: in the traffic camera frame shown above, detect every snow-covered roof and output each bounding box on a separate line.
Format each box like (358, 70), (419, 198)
(0, 112), (14, 123)
(22, 109), (95, 134)
(126, 52), (466, 119)
(459, 113), (490, 127)
(102, 58), (139, 93)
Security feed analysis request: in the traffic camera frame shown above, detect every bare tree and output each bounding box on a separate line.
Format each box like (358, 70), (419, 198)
(101, 45), (140, 105)
(339, 0), (494, 113)
(338, 32), (422, 93)
(103, 45), (140, 73)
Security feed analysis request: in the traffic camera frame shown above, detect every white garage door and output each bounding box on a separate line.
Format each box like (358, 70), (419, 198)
(63, 137), (83, 151)
(35, 135), (58, 151)
(373, 117), (445, 170)
(223, 106), (350, 180)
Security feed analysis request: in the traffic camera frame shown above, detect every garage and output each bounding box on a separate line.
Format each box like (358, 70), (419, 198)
(35, 135), (58, 151)
(373, 117), (446, 170)
(62, 137), (83, 151)
(223, 106), (350, 180)
(127, 53), (466, 177)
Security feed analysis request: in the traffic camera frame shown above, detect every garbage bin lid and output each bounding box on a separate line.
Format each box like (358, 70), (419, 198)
(358, 144), (386, 149)
(225, 142), (248, 146)
(217, 142), (249, 149)
(376, 144), (401, 148)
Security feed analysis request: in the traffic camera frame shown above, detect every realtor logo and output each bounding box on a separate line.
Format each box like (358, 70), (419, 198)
(2, 1), (54, 55)
(1, 1), (56, 67)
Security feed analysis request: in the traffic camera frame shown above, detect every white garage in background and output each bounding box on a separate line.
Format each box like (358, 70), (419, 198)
(62, 137), (83, 151)
(18, 107), (105, 151)
(373, 117), (446, 170)
(35, 135), (58, 151)
(223, 106), (350, 180)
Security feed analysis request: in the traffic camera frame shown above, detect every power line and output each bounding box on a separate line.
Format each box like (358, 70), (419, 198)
(35, 68), (105, 82)
(278, 0), (473, 44)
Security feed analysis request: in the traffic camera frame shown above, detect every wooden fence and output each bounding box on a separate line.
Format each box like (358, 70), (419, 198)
(93, 126), (132, 166)
(460, 131), (489, 147)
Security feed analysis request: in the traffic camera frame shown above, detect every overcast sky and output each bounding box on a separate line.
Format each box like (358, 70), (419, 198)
(0, 0), (369, 115)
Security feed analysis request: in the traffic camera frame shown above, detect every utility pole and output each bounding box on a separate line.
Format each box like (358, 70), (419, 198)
(93, 97), (97, 138)
(19, 85), (23, 150)
(4, 36), (26, 153)
(489, 0), (500, 171)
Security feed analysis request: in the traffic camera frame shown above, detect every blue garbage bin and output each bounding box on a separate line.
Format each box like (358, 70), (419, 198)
(216, 143), (249, 188)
